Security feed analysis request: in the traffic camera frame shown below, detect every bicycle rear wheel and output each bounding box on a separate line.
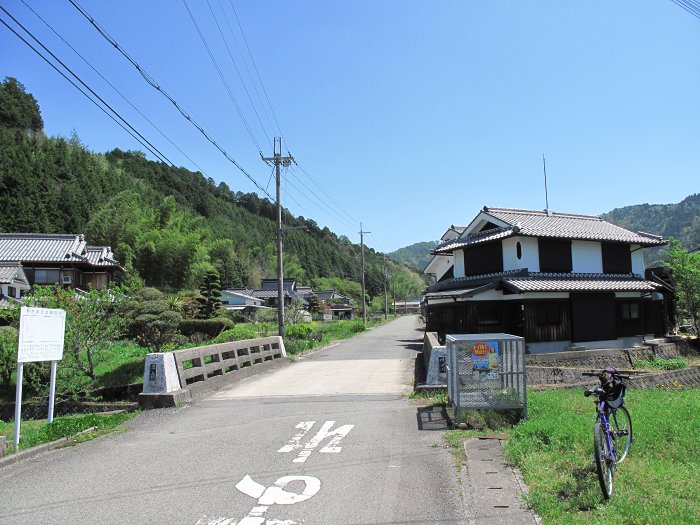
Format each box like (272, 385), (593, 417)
(611, 406), (632, 463)
(594, 421), (614, 499)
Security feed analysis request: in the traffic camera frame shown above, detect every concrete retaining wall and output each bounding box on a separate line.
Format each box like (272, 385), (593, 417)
(139, 336), (288, 408)
(423, 332), (447, 386)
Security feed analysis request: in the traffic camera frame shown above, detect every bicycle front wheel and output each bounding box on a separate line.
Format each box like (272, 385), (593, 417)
(594, 421), (614, 499)
(611, 406), (632, 463)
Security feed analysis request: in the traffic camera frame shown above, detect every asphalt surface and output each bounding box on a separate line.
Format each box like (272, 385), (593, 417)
(0, 316), (534, 525)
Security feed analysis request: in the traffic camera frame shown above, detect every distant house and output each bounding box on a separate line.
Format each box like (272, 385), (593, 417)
(423, 225), (466, 283)
(424, 207), (671, 353)
(226, 279), (306, 309)
(315, 290), (354, 320)
(393, 299), (422, 315)
(0, 233), (122, 291)
(220, 289), (268, 317)
(0, 261), (30, 301)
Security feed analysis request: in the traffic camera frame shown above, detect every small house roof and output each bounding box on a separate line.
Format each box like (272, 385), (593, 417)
(0, 262), (30, 288)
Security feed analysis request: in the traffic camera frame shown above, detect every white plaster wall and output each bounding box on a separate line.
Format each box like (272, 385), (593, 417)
(631, 246), (645, 275)
(434, 256), (453, 281)
(571, 240), (603, 273)
(502, 236), (539, 272)
(454, 250), (465, 278)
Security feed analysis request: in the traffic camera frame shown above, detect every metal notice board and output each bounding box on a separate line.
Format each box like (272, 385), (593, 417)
(446, 333), (527, 422)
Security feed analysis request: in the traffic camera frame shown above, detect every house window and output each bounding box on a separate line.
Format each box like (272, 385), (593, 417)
(477, 305), (501, 326)
(516, 242), (522, 260)
(602, 243), (632, 274)
(535, 304), (562, 326)
(8, 286), (16, 298)
(34, 269), (60, 284)
(538, 238), (572, 273)
(620, 302), (640, 320)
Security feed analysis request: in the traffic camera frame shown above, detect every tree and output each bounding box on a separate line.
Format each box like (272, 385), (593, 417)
(25, 285), (127, 381)
(0, 77), (43, 132)
(125, 287), (183, 352)
(0, 326), (18, 391)
(197, 269), (223, 319)
(664, 239), (700, 335)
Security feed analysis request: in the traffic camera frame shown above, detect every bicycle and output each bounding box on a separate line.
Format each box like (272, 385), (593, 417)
(582, 367), (633, 499)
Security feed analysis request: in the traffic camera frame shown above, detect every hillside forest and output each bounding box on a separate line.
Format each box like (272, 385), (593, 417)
(0, 77), (426, 307)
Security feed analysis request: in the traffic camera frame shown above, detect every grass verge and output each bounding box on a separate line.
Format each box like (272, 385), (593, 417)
(503, 388), (700, 524)
(1, 411), (139, 455)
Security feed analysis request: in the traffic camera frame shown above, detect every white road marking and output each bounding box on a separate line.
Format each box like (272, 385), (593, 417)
(258, 476), (321, 505)
(292, 420), (355, 463)
(277, 421), (316, 453)
(236, 475), (266, 499)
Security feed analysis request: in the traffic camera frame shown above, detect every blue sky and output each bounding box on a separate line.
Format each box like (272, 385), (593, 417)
(1, 1), (699, 253)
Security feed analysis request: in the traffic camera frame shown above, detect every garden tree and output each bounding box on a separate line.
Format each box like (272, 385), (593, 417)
(24, 285), (127, 381)
(664, 239), (700, 335)
(124, 287), (182, 352)
(0, 77), (43, 132)
(306, 293), (326, 315)
(285, 299), (310, 325)
(0, 326), (18, 392)
(197, 268), (223, 319)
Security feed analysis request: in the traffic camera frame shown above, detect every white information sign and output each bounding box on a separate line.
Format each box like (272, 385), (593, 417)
(17, 307), (66, 363)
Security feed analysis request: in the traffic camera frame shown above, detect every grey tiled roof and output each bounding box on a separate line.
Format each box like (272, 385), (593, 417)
(0, 234), (122, 269)
(0, 262), (29, 286)
(0, 233), (87, 262)
(425, 270), (661, 298)
(501, 273), (662, 293)
(434, 207), (665, 254)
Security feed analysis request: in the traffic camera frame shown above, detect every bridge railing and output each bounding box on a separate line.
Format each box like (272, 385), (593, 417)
(139, 336), (287, 408)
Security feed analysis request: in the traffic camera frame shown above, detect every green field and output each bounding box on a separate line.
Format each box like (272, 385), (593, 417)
(503, 388), (700, 525)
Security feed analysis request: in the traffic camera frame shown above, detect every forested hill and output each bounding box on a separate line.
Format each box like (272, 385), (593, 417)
(388, 241), (438, 271)
(0, 77), (425, 300)
(602, 193), (700, 264)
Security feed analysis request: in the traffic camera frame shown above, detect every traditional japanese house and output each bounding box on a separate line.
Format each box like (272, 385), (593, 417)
(424, 207), (671, 353)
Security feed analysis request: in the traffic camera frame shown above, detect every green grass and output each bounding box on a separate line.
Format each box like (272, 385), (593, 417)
(633, 356), (688, 371)
(501, 388), (700, 524)
(284, 317), (395, 355)
(1, 411), (139, 455)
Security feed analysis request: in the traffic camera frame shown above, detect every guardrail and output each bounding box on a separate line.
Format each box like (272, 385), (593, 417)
(139, 336), (287, 408)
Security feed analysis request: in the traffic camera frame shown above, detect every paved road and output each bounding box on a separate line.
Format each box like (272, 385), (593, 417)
(0, 316), (471, 525)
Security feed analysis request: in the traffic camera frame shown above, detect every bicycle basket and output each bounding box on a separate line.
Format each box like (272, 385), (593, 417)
(605, 380), (626, 409)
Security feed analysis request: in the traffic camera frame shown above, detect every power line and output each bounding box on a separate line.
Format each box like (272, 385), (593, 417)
(228, 0), (284, 138)
(670, 0), (700, 19)
(289, 155), (360, 226)
(18, 0), (206, 174)
(182, 0), (264, 153)
(204, 0), (273, 148)
(285, 167), (359, 230)
(0, 6), (173, 165)
(68, 0), (273, 200)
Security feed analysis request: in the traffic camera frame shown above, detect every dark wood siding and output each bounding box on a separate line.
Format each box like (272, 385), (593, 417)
(524, 301), (571, 342)
(538, 239), (572, 273)
(463, 242), (503, 277)
(571, 293), (616, 342)
(602, 243), (632, 274)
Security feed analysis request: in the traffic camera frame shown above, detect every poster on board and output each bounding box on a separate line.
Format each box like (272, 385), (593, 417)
(470, 341), (500, 380)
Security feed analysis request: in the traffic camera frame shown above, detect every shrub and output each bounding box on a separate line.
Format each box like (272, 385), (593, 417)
(351, 322), (366, 333)
(0, 326), (18, 390)
(285, 324), (314, 340)
(179, 318), (233, 339)
(212, 324), (260, 343)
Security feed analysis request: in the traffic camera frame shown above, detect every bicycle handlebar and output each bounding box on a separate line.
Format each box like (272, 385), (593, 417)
(582, 370), (631, 380)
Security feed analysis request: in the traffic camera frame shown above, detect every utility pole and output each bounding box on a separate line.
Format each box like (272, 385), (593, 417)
(359, 223), (370, 324)
(262, 138), (293, 337)
(383, 254), (388, 320)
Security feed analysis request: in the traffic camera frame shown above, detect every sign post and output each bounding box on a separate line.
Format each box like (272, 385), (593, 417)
(14, 307), (66, 447)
